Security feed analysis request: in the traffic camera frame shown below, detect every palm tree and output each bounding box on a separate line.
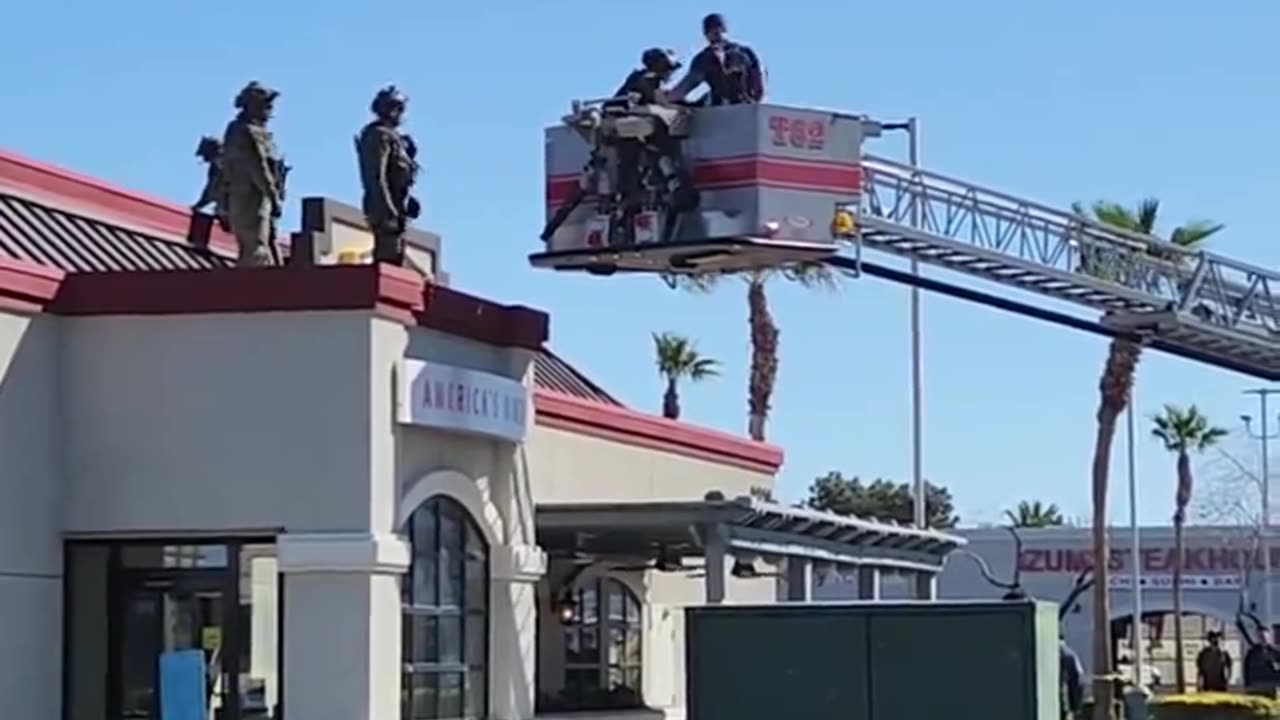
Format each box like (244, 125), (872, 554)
(1073, 198), (1223, 720)
(1007, 500), (1065, 528)
(678, 263), (839, 440)
(1151, 404), (1228, 692)
(653, 332), (720, 420)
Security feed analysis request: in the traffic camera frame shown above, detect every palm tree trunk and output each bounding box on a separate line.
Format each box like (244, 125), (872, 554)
(1172, 449), (1193, 692)
(746, 277), (778, 442)
(1090, 338), (1142, 720)
(662, 376), (680, 419)
(1172, 507), (1187, 692)
(1090, 411), (1118, 720)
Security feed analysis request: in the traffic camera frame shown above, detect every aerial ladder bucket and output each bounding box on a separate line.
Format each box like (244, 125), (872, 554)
(531, 101), (865, 276)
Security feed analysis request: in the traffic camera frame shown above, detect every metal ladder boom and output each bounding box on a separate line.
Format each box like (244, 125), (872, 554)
(853, 154), (1280, 378)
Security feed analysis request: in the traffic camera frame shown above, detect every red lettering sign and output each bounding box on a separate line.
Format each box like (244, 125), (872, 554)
(1017, 546), (1280, 574)
(767, 115), (826, 151)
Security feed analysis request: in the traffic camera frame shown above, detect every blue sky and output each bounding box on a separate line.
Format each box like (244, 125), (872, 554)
(4, 1), (1278, 525)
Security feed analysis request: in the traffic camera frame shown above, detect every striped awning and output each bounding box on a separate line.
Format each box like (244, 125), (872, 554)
(0, 192), (228, 272)
(533, 349), (622, 405)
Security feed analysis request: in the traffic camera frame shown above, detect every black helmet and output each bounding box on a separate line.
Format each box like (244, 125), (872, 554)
(641, 48), (681, 72)
(234, 81), (279, 110)
(371, 85), (408, 116)
(702, 13), (726, 34)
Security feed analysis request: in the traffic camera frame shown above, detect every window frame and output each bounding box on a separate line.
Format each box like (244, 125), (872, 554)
(559, 576), (644, 711)
(402, 496), (490, 720)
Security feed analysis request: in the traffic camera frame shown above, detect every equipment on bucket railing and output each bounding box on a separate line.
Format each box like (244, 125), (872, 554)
(539, 89), (698, 250)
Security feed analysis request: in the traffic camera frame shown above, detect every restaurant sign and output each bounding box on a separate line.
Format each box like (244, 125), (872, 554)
(1106, 575), (1241, 591)
(1019, 546), (1279, 575)
(397, 359), (530, 443)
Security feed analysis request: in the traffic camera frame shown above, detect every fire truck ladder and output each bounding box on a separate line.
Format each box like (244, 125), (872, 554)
(844, 153), (1280, 380)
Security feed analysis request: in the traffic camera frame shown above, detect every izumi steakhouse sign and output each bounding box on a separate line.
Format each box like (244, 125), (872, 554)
(1019, 546), (1280, 574)
(397, 359), (530, 443)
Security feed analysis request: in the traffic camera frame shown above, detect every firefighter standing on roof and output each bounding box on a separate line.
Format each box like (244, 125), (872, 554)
(221, 81), (286, 267)
(356, 85), (421, 266)
(668, 13), (765, 106)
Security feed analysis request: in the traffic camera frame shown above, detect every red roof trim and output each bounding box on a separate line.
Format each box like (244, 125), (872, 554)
(0, 148), (236, 252)
(0, 258), (65, 314)
(52, 265), (547, 350)
(533, 389), (784, 474)
(0, 259), (544, 350)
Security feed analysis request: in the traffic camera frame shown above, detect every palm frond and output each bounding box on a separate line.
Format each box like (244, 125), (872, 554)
(689, 357), (721, 380)
(778, 261), (841, 292)
(1199, 426), (1230, 451)
(673, 273), (720, 294)
(653, 331), (720, 383)
(1089, 201), (1142, 233)
(1150, 404), (1228, 453)
(1169, 220), (1225, 248)
(1135, 198), (1161, 234)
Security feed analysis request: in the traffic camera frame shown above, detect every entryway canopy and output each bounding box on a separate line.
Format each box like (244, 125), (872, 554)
(535, 494), (966, 602)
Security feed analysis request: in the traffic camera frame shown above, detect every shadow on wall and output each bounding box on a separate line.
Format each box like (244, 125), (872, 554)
(0, 312), (63, 719)
(494, 582), (534, 720)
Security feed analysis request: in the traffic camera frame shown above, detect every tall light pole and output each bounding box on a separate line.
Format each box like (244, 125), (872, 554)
(875, 118), (925, 527)
(1243, 388), (1279, 627)
(1127, 397), (1144, 684)
(906, 119), (924, 529)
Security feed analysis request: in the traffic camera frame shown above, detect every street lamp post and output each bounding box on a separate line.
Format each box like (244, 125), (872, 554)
(875, 118), (925, 528)
(1243, 388), (1280, 628)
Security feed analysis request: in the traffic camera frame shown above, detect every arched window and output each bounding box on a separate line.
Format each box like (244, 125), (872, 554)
(402, 496), (489, 720)
(559, 577), (643, 710)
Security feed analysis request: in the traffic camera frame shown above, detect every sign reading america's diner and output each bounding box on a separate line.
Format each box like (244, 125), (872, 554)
(397, 359), (529, 443)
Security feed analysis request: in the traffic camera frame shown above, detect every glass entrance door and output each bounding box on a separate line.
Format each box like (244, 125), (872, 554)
(115, 574), (230, 720)
(66, 541), (282, 720)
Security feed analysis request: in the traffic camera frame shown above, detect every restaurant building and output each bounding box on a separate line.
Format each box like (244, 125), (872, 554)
(0, 148), (961, 720)
(929, 525), (1280, 688)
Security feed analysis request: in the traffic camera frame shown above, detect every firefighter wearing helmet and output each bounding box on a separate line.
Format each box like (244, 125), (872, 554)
(356, 84), (421, 266)
(614, 48), (683, 105)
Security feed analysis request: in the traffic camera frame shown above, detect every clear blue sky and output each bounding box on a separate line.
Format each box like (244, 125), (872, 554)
(5, 1), (1278, 525)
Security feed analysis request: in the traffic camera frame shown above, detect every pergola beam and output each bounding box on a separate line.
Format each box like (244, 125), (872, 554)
(535, 499), (965, 578)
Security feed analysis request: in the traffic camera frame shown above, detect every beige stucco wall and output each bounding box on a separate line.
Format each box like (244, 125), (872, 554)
(0, 310), (63, 720)
(60, 310), (378, 534)
(527, 424), (774, 503)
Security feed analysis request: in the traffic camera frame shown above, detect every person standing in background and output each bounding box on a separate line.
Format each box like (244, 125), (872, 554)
(1197, 630), (1232, 692)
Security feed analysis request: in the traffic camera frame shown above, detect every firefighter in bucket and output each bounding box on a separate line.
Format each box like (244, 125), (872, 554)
(539, 48), (699, 247)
